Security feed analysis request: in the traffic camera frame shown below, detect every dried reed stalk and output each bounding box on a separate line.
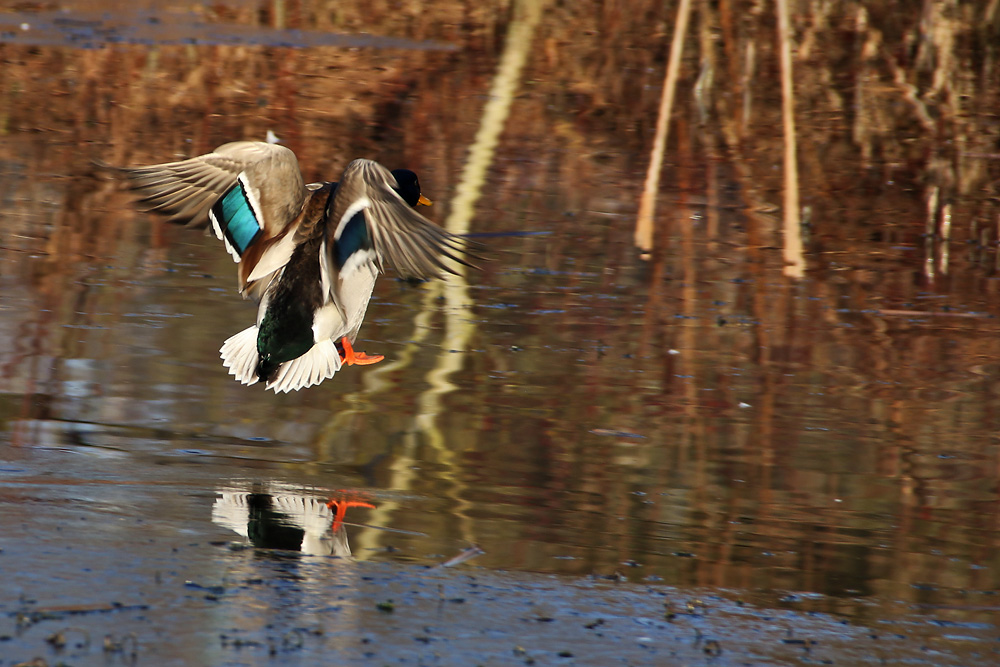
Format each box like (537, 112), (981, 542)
(634, 0), (692, 259)
(776, 0), (804, 278)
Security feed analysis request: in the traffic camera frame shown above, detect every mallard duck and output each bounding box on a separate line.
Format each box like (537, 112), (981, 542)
(119, 141), (473, 392)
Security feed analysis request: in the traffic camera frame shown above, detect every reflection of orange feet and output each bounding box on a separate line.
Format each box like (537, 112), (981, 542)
(338, 337), (384, 366)
(326, 492), (376, 531)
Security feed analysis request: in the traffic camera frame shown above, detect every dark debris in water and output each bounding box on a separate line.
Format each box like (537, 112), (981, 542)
(13, 603), (150, 630)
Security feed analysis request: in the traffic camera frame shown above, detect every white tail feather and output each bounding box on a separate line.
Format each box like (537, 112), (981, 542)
(220, 325), (260, 386)
(265, 338), (343, 393)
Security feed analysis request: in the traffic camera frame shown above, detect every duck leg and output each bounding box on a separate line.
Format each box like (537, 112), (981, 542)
(337, 337), (384, 366)
(326, 494), (376, 532)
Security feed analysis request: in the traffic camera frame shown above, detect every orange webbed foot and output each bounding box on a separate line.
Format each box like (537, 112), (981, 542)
(338, 337), (384, 366)
(351, 352), (384, 365)
(326, 491), (376, 531)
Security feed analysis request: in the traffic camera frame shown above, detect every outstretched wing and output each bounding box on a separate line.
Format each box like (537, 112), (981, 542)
(325, 159), (475, 282)
(118, 141), (313, 297)
(119, 142), (305, 230)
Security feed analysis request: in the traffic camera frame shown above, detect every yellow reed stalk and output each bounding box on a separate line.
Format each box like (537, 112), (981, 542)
(634, 0), (692, 259)
(776, 0), (804, 278)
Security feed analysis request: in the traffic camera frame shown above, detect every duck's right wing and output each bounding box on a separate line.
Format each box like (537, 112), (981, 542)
(326, 159), (476, 282)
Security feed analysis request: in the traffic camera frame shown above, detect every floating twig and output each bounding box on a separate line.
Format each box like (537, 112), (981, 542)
(439, 544), (485, 568)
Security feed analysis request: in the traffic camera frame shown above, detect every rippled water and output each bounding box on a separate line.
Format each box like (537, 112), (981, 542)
(2, 1), (1000, 664)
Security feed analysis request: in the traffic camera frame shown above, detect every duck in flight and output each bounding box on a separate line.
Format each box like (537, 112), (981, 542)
(118, 141), (475, 392)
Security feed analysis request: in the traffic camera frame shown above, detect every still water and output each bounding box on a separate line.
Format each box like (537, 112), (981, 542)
(1, 1), (999, 664)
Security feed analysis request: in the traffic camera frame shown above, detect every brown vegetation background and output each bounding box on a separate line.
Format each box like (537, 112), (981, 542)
(1, 0), (999, 629)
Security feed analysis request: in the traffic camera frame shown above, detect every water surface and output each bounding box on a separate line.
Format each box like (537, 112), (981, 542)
(2, 1), (999, 664)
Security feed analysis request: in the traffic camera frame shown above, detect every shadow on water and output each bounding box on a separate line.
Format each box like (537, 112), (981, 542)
(2, 0), (1000, 664)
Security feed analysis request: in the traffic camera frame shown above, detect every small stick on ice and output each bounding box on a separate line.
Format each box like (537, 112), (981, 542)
(438, 544), (485, 568)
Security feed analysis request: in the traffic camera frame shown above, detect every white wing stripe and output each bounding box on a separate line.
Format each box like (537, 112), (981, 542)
(333, 197), (372, 240)
(237, 172), (266, 232)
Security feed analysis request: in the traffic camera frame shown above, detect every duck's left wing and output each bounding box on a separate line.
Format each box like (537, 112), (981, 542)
(117, 142), (314, 297)
(326, 159), (475, 281)
(117, 142), (307, 234)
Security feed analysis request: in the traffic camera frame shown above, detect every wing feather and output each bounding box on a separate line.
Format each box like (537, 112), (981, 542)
(115, 141), (308, 236)
(114, 141), (314, 296)
(326, 159), (476, 282)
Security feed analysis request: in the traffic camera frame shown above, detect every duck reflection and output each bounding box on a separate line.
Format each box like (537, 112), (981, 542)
(212, 481), (374, 557)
